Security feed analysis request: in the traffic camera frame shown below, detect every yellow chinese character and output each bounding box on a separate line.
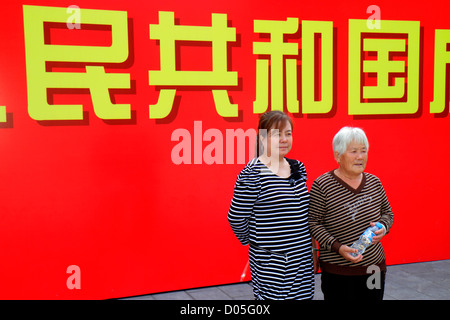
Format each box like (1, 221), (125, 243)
(430, 29), (450, 114)
(253, 18), (299, 113)
(23, 5), (130, 121)
(148, 11), (238, 119)
(253, 19), (334, 114)
(348, 19), (420, 115)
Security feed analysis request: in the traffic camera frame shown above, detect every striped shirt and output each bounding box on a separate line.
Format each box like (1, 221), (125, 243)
(308, 170), (394, 275)
(228, 158), (314, 300)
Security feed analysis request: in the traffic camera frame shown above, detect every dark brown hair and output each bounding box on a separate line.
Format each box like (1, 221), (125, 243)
(256, 111), (293, 157)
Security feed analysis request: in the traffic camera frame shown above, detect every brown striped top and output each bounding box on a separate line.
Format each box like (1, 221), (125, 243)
(308, 170), (394, 275)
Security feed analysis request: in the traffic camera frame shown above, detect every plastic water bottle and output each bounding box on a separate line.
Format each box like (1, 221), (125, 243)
(350, 222), (383, 257)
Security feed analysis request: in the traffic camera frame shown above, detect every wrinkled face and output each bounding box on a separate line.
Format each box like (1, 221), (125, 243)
(335, 140), (368, 177)
(260, 121), (292, 158)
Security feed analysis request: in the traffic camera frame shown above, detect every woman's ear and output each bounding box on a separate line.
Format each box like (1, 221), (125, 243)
(334, 151), (340, 163)
(256, 134), (264, 156)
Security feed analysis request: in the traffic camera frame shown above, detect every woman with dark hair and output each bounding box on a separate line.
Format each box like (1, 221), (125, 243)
(228, 110), (317, 300)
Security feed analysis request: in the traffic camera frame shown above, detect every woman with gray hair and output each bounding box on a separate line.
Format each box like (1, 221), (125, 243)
(309, 126), (394, 300)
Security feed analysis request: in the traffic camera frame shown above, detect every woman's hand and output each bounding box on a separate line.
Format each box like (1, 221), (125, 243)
(338, 245), (363, 263)
(371, 222), (386, 245)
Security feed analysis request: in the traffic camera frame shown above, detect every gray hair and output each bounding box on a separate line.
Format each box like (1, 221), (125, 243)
(332, 127), (369, 156)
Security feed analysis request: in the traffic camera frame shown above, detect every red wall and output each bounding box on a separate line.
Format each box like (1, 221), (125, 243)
(0, 0), (449, 299)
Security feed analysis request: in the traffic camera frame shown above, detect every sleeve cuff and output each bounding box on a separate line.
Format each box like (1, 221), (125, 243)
(331, 240), (343, 253)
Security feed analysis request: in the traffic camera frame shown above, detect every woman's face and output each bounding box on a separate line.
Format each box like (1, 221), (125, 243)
(335, 140), (368, 177)
(261, 121), (293, 158)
